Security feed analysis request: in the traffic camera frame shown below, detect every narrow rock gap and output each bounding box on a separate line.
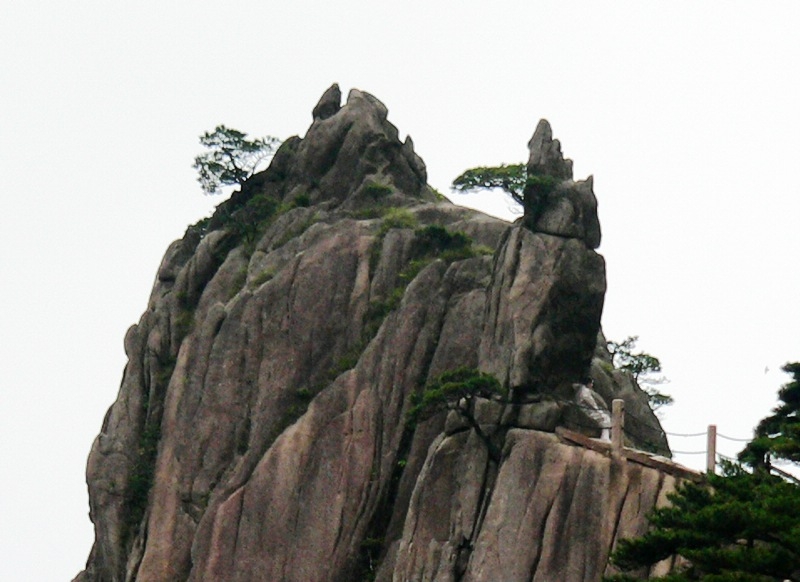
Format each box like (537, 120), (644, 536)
(608, 461), (633, 556)
(453, 430), (505, 582)
(527, 449), (577, 579)
(230, 486), (246, 570)
(646, 470), (669, 579)
(483, 227), (512, 348)
(346, 412), (416, 581)
(338, 402), (385, 559)
(126, 520), (147, 582)
(332, 412), (362, 560)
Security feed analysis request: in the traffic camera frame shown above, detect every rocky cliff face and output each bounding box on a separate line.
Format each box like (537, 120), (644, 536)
(75, 86), (672, 582)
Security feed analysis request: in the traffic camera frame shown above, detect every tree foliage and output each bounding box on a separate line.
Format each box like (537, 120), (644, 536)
(606, 464), (800, 581)
(607, 336), (673, 411)
(740, 362), (800, 470)
(193, 125), (281, 195)
(606, 362), (800, 581)
(451, 163), (560, 224)
(408, 367), (507, 461)
(451, 163), (527, 204)
(452, 164), (560, 227)
(408, 367), (505, 424)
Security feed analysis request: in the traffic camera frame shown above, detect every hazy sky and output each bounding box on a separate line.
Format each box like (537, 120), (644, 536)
(2, 2), (798, 579)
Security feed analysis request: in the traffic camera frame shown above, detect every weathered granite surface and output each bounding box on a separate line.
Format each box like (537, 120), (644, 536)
(74, 86), (670, 582)
(386, 429), (679, 582)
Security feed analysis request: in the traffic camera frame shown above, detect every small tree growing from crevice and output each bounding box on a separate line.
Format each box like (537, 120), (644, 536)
(608, 335), (673, 412)
(408, 367), (507, 462)
(451, 163), (559, 223)
(193, 125), (281, 195)
(451, 163), (527, 205)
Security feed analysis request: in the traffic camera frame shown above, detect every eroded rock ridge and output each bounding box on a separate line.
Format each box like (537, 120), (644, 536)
(75, 86), (670, 582)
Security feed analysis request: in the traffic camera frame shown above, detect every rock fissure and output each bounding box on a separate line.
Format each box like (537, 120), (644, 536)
(530, 444), (574, 580)
(464, 442), (499, 557)
(607, 462), (633, 561)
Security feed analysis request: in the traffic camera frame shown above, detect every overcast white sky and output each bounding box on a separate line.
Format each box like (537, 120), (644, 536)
(2, 2), (798, 579)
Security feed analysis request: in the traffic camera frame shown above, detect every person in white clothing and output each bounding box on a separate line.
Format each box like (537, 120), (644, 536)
(573, 377), (611, 441)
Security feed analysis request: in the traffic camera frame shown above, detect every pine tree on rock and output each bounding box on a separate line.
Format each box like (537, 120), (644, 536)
(193, 125), (280, 195)
(606, 362), (800, 582)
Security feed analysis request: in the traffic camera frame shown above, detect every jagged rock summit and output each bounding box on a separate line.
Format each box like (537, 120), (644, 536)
(75, 86), (670, 582)
(311, 82), (342, 120)
(527, 118), (574, 180)
(522, 118), (602, 250)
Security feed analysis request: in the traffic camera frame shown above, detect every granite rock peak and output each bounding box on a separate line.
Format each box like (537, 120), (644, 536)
(74, 86), (672, 582)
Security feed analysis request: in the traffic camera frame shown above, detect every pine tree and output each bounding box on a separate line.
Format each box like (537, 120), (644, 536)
(605, 362), (800, 581)
(193, 125), (280, 195)
(739, 362), (800, 470)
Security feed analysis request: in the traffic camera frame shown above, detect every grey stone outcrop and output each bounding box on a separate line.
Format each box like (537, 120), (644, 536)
(311, 82), (342, 120)
(523, 119), (602, 249)
(527, 119), (574, 180)
(74, 87), (670, 582)
(387, 430), (679, 582)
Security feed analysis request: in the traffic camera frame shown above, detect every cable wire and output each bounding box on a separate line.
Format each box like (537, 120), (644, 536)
(555, 394), (753, 456)
(717, 433), (751, 442)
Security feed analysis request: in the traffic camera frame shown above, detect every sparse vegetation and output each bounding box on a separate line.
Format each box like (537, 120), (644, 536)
(296, 387), (313, 401)
(292, 192), (311, 207)
(251, 268), (276, 288)
(124, 420), (161, 543)
(366, 223), (484, 346)
(363, 181), (393, 200)
(228, 266), (248, 300)
(608, 336), (673, 412)
(408, 367), (507, 461)
(173, 308), (195, 340)
(407, 225), (472, 261)
(193, 125), (281, 195)
(185, 216), (212, 240)
(221, 193), (281, 251)
(451, 164), (559, 220)
(272, 213), (319, 249)
(379, 207), (418, 233)
(428, 186), (448, 201)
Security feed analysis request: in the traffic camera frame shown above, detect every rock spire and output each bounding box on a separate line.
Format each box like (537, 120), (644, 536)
(523, 119), (602, 249)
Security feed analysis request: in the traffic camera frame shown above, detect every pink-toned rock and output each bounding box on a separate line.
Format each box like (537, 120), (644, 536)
(391, 429), (682, 582)
(75, 87), (671, 582)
